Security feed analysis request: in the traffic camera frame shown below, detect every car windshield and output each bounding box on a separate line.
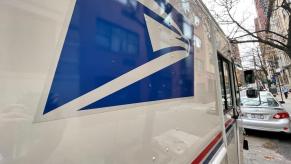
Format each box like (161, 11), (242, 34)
(240, 91), (279, 107)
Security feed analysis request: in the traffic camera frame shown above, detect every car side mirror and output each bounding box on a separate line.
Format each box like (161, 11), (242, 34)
(244, 70), (255, 84)
(246, 89), (259, 98)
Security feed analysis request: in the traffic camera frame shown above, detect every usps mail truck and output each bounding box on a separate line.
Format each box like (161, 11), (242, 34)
(0, 0), (244, 163)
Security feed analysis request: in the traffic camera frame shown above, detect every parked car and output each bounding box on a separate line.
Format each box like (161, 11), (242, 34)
(239, 91), (291, 133)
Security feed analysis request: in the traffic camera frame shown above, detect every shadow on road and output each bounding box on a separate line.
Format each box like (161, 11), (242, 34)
(245, 129), (291, 161)
(246, 129), (291, 141)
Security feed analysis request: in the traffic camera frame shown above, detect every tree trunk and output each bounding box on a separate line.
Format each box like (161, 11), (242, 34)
(263, 69), (271, 89)
(286, 14), (291, 58)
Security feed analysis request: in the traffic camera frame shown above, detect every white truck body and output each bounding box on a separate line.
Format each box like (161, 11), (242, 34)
(0, 0), (243, 163)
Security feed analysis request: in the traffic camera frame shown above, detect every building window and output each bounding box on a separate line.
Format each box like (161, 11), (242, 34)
(193, 35), (201, 48)
(194, 16), (201, 27)
(196, 59), (204, 72)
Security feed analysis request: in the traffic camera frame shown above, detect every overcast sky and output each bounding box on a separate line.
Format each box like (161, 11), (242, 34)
(202, 0), (258, 68)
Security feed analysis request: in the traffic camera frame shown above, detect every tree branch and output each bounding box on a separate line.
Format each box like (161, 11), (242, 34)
(267, 37), (288, 47)
(233, 29), (288, 40)
(230, 39), (287, 52)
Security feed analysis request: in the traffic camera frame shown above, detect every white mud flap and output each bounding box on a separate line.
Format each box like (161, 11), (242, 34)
(210, 146), (227, 164)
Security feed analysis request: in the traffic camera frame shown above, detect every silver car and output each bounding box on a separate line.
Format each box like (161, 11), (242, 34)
(239, 91), (291, 133)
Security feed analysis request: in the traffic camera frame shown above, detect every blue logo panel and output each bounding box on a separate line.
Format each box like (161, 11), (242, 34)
(44, 0), (194, 114)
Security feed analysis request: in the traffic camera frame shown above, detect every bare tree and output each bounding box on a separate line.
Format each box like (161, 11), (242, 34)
(253, 47), (270, 81)
(207, 0), (291, 58)
(240, 45), (273, 86)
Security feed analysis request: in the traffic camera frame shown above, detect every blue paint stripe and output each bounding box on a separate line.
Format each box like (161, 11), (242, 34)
(202, 139), (223, 164)
(226, 123), (233, 133)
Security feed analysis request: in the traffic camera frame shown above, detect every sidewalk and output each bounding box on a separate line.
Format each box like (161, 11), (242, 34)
(243, 135), (291, 164)
(282, 96), (291, 115)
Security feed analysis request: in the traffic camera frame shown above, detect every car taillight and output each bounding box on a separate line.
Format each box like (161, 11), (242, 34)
(273, 112), (290, 119)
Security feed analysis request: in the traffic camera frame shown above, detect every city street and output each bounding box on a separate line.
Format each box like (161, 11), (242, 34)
(244, 97), (291, 164)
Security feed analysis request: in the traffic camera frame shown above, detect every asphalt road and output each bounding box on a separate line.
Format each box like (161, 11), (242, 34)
(243, 97), (291, 164)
